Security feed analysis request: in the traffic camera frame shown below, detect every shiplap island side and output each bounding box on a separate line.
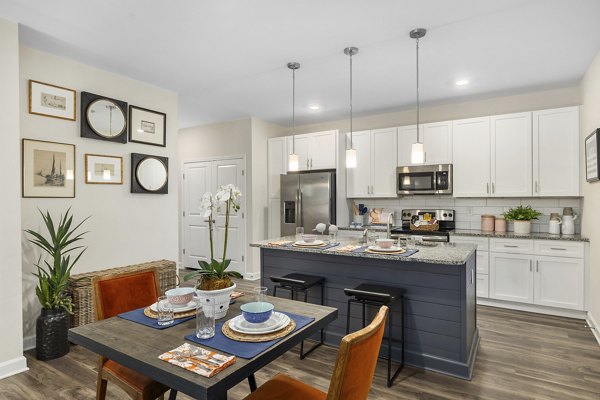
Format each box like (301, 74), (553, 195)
(250, 237), (479, 379)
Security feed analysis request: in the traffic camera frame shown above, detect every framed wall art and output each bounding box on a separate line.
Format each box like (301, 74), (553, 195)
(81, 91), (128, 143)
(22, 139), (75, 198)
(586, 128), (600, 183)
(85, 154), (123, 184)
(29, 80), (76, 121)
(131, 153), (168, 194)
(129, 105), (167, 147)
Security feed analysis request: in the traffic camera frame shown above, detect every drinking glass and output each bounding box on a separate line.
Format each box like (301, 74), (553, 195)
(254, 286), (268, 305)
(406, 237), (416, 250)
(328, 232), (338, 244)
(196, 298), (215, 339)
(157, 296), (174, 326)
(295, 227), (304, 241)
(367, 233), (378, 246)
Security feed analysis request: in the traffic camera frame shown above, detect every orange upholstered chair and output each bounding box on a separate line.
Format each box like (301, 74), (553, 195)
(92, 268), (177, 400)
(244, 306), (389, 400)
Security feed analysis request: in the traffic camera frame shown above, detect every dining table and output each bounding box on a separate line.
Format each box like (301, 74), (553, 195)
(68, 294), (338, 400)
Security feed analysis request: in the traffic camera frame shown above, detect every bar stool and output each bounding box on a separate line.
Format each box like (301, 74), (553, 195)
(344, 283), (405, 387)
(270, 273), (325, 359)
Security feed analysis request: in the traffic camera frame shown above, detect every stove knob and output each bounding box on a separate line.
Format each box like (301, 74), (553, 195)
(449, 213), (453, 217)
(443, 213), (448, 217)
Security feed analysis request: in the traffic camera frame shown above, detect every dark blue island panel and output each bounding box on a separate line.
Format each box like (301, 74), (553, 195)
(259, 248), (479, 379)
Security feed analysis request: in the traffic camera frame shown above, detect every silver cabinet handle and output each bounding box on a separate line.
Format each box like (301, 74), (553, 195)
(306, 159), (309, 169)
(529, 260), (532, 272)
(471, 269), (474, 285)
(503, 244), (518, 248)
(550, 247), (566, 251)
(492, 182), (495, 193)
(536, 260), (539, 272)
(487, 183), (490, 194)
(310, 158), (313, 168)
(535, 181), (538, 193)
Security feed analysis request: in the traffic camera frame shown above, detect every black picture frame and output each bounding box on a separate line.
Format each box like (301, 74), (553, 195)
(80, 91), (128, 143)
(585, 129), (600, 183)
(131, 153), (169, 194)
(129, 105), (167, 147)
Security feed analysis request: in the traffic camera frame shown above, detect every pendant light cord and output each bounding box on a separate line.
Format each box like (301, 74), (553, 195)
(292, 67), (296, 153)
(416, 36), (420, 144)
(350, 52), (353, 149)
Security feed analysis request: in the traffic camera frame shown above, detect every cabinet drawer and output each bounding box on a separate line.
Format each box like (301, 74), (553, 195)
(490, 238), (534, 254)
(451, 236), (489, 251)
(534, 240), (584, 258)
(476, 274), (489, 298)
(477, 251), (489, 274)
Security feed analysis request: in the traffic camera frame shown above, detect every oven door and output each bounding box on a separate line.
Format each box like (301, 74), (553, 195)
(397, 172), (436, 194)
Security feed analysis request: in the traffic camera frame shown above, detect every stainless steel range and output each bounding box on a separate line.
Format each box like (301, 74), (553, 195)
(391, 209), (455, 242)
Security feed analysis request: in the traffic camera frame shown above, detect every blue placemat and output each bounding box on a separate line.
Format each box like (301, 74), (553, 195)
(184, 311), (314, 359)
(352, 246), (419, 257)
(118, 307), (194, 330)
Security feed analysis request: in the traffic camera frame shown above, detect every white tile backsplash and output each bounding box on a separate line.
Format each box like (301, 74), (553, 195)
(350, 196), (582, 234)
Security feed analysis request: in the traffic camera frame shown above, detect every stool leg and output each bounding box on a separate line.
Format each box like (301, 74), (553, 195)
(273, 286), (278, 298)
(346, 300), (352, 334)
(387, 305), (393, 387)
(304, 288), (308, 303)
(319, 283), (325, 345)
(401, 296), (405, 367)
(362, 301), (366, 328)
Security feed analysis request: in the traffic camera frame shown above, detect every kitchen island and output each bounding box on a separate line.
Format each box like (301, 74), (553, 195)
(250, 237), (478, 379)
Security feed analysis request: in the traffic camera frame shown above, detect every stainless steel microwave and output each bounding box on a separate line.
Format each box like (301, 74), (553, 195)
(397, 164), (453, 195)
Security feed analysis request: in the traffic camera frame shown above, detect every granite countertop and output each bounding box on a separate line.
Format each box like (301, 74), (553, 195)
(250, 236), (476, 265)
(450, 229), (589, 242)
(339, 225), (387, 232)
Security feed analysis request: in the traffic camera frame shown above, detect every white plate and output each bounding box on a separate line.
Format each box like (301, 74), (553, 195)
(367, 245), (403, 253)
(150, 300), (196, 313)
(228, 312), (290, 335)
(293, 240), (325, 247)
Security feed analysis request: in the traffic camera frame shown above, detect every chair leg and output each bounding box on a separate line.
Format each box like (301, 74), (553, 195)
(362, 301), (366, 328)
(168, 390), (178, 400)
(248, 374), (257, 392)
(346, 299), (352, 334)
(96, 373), (107, 400)
(387, 306), (393, 387)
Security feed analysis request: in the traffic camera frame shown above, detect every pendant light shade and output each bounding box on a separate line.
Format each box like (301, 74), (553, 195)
(344, 46), (359, 169)
(287, 62), (301, 171)
(410, 28), (426, 164)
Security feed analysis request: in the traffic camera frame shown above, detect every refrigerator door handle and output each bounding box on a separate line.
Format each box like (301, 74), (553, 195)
(298, 189), (303, 228)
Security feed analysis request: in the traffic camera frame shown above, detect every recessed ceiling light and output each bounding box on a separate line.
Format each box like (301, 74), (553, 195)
(455, 79), (470, 86)
(308, 104), (321, 111)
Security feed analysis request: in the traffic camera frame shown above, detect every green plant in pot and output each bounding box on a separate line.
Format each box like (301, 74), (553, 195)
(25, 208), (89, 361)
(503, 205), (541, 235)
(184, 184), (242, 319)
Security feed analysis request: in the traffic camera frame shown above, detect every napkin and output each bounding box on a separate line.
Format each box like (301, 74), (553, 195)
(159, 343), (235, 378)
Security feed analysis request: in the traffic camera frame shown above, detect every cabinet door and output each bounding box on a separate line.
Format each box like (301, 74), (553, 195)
(371, 128), (398, 197)
(346, 131), (371, 198)
(452, 117), (491, 197)
(533, 107), (580, 197)
(309, 130), (337, 170)
(490, 252), (534, 304)
(288, 134), (310, 171)
(423, 121), (453, 164)
(491, 112), (532, 197)
(476, 274), (489, 298)
(268, 198), (280, 238)
(397, 125), (418, 166)
(268, 137), (287, 198)
(534, 256), (584, 310)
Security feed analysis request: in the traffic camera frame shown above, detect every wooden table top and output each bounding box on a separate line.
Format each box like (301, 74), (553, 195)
(68, 295), (337, 400)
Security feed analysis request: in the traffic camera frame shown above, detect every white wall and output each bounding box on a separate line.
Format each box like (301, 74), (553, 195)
(0, 17), (27, 380)
(20, 46), (179, 343)
(580, 50), (600, 330)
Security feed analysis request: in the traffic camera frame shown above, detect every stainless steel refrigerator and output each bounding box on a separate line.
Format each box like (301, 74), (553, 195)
(280, 171), (336, 236)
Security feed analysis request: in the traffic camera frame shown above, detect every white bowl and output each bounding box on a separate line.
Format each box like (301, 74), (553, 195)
(376, 238), (395, 249)
(165, 287), (195, 306)
(302, 234), (318, 243)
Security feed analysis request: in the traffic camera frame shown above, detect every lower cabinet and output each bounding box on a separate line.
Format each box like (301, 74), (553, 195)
(476, 274), (489, 298)
(534, 256), (584, 310)
(489, 253), (534, 304)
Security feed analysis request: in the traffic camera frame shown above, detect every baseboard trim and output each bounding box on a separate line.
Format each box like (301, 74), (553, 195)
(477, 298), (587, 319)
(0, 356), (28, 380)
(244, 272), (260, 281)
(23, 335), (36, 351)
(587, 311), (600, 346)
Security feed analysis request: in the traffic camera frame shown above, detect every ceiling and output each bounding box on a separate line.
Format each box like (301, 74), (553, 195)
(2, 0), (600, 129)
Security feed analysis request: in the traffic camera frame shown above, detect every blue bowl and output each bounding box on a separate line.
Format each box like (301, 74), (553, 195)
(240, 302), (274, 324)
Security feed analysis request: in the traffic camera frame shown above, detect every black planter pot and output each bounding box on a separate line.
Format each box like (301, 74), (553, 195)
(36, 308), (70, 361)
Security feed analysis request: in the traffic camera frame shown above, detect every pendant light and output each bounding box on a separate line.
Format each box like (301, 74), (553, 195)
(344, 47), (359, 168)
(410, 28), (426, 164)
(287, 62), (301, 171)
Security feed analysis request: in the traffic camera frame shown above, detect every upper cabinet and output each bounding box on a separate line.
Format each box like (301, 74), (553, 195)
(287, 130), (337, 171)
(533, 106), (580, 197)
(347, 128), (398, 198)
(397, 122), (452, 165)
(267, 137), (288, 198)
(452, 117), (491, 197)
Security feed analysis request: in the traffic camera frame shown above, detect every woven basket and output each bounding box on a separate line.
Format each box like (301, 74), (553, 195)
(410, 221), (439, 231)
(67, 259), (177, 328)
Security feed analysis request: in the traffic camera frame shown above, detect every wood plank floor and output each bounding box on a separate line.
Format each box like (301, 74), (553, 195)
(2, 278), (600, 399)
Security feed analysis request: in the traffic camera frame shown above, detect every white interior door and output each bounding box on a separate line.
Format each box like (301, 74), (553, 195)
(212, 158), (246, 275)
(183, 161), (212, 269)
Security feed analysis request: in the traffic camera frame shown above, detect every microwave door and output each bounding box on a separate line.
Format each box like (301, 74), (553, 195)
(398, 172), (436, 194)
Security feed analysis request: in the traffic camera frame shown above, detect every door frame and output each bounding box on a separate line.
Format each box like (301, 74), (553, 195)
(180, 155), (247, 275)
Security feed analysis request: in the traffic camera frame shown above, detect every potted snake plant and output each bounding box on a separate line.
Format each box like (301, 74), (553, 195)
(503, 205), (541, 234)
(184, 184), (242, 319)
(25, 208), (89, 360)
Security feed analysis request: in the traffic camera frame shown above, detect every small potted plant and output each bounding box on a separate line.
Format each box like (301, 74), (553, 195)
(503, 205), (541, 234)
(184, 184), (242, 319)
(25, 208), (89, 361)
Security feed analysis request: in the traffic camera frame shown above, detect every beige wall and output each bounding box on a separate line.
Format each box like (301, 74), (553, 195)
(20, 46), (179, 344)
(580, 50), (600, 326)
(0, 17), (27, 379)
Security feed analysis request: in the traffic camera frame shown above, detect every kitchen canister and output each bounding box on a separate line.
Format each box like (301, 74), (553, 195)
(494, 215), (507, 232)
(548, 213), (562, 235)
(561, 214), (577, 235)
(481, 215), (495, 232)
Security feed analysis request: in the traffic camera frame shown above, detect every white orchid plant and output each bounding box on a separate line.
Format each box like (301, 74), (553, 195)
(184, 184), (243, 290)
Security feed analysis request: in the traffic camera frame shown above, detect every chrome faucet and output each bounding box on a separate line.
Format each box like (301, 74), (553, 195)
(363, 228), (370, 244)
(386, 213), (394, 239)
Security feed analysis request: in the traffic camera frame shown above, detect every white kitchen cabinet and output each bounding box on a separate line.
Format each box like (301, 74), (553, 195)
(452, 117), (491, 197)
(423, 121), (453, 164)
(490, 252), (534, 304)
(533, 106), (580, 197)
(450, 235), (490, 298)
(287, 130), (337, 171)
(268, 198), (280, 238)
(491, 112), (532, 197)
(347, 129), (398, 198)
(268, 137), (287, 198)
(477, 275), (489, 298)
(397, 125), (418, 166)
(534, 256), (584, 310)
